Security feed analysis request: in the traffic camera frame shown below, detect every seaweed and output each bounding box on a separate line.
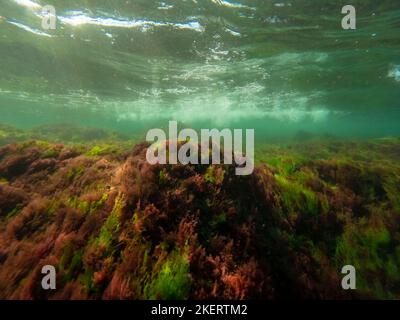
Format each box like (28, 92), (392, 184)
(0, 134), (400, 299)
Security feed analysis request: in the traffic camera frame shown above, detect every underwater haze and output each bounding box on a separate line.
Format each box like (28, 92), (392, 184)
(1, 0), (400, 138)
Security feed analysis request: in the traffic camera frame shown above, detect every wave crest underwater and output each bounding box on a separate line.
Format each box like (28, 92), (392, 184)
(0, 0), (400, 138)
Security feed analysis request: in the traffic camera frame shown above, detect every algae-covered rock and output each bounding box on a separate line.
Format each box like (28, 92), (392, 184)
(0, 136), (399, 300)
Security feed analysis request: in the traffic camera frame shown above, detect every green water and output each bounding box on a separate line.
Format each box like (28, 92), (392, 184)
(0, 0), (399, 138)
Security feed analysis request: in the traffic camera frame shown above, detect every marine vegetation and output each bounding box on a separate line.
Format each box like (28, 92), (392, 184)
(0, 125), (400, 299)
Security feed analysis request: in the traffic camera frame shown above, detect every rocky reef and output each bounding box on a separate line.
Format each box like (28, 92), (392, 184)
(0, 126), (400, 299)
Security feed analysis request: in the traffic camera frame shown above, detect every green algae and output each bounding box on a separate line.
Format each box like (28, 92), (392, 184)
(96, 192), (125, 253)
(68, 193), (108, 215)
(85, 145), (112, 157)
(144, 250), (191, 300)
(204, 166), (225, 185)
(334, 215), (396, 298)
(275, 174), (319, 216)
(66, 165), (85, 181)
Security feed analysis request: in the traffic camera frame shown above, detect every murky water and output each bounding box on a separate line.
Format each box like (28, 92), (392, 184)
(1, 0), (399, 138)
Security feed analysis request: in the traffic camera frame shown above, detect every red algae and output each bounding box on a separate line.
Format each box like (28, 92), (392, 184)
(0, 137), (399, 299)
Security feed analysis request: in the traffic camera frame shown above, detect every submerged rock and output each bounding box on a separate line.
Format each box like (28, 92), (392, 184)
(0, 139), (399, 299)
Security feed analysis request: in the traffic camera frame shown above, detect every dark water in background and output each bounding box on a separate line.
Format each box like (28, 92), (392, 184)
(0, 0), (399, 139)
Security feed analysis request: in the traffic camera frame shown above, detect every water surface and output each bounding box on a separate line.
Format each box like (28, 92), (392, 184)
(0, 0), (399, 138)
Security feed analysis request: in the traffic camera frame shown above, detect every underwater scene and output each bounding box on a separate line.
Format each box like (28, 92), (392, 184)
(0, 0), (400, 300)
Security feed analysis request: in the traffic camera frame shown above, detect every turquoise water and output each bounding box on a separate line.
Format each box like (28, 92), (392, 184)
(0, 0), (399, 138)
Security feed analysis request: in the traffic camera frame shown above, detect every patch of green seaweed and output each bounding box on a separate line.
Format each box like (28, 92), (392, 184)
(144, 249), (191, 300)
